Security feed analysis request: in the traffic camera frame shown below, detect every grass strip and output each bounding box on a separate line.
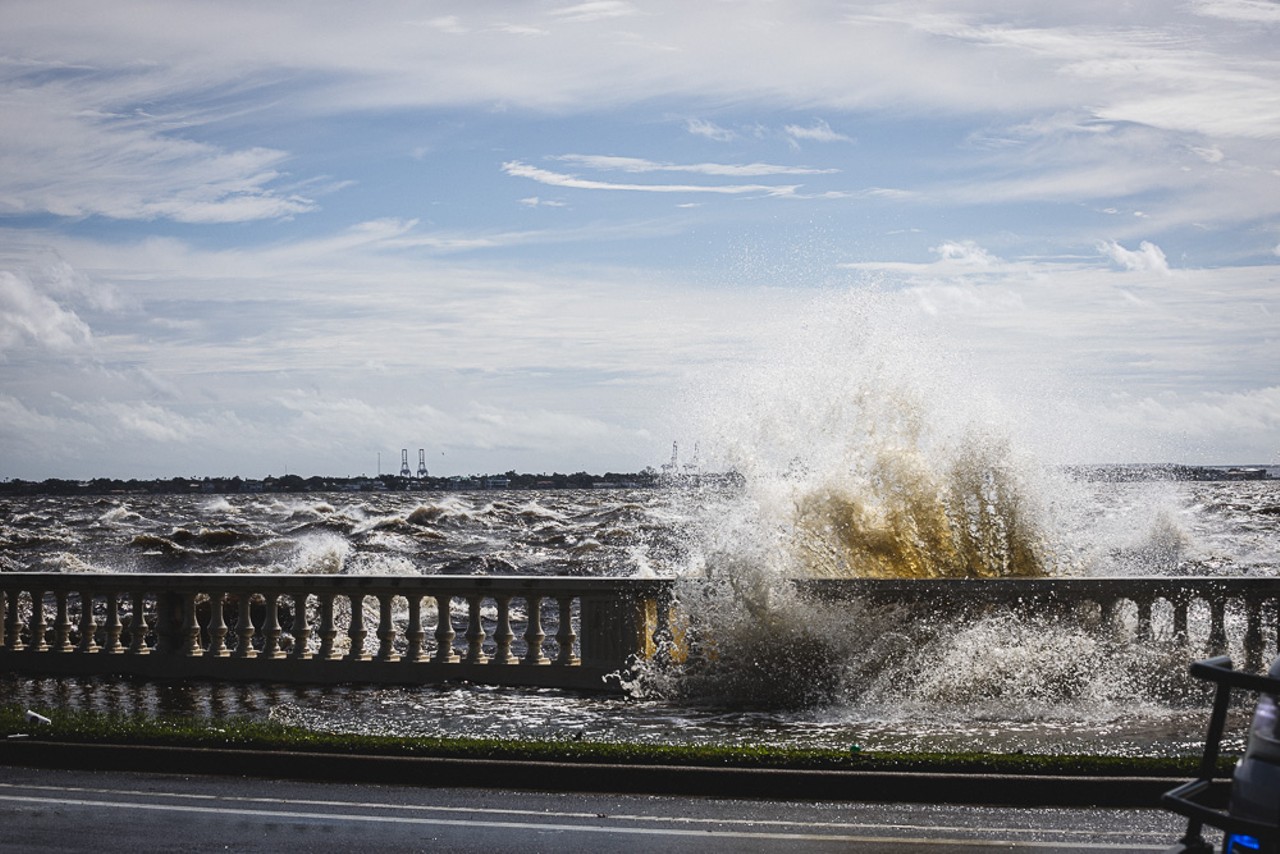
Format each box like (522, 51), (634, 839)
(0, 705), (1231, 777)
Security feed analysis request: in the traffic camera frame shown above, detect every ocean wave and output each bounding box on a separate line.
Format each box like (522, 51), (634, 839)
(284, 533), (350, 574)
(98, 505), (144, 526)
(33, 552), (114, 574)
(199, 497), (238, 515)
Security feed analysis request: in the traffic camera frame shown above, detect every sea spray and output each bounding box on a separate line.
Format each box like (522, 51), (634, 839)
(285, 532), (350, 574)
(642, 570), (1211, 717)
(646, 289), (1195, 711)
(678, 289), (1070, 583)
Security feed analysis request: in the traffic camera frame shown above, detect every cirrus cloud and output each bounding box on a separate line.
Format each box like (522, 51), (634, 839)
(502, 160), (800, 196)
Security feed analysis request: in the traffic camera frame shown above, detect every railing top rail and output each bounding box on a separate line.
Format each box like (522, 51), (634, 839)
(797, 575), (1280, 587)
(2, 572), (1277, 597)
(0, 572), (676, 594)
(795, 575), (1280, 600)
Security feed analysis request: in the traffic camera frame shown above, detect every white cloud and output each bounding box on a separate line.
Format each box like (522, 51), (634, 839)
(784, 119), (852, 144)
(932, 240), (999, 267)
(0, 270), (93, 356)
(843, 240), (1011, 277)
(502, 160), (798, 196)
(3, 223), (1276, 476)
(0, 1), (1272, 138)
(1078, 385), (1280, 462)
(422, 15), (467, 34)
(549, 2), (639, 23)
(86, 400), (202, 443)
(1192, 146), (1225, 164)
(1099, 240), (1171, 274)
(933, 120), (1280, 236)
(496, 23), (550, 36)
(686, 118), (736, 141)
(1193, 0), (1280, 25)
(0, 76), (316, 223)
(847, 246), (1278, 403)
(0, 229), (805, 476)
(931, 13), (1280, 141)
(0, 2), (1274, 243)
(552, 154), (837, 177)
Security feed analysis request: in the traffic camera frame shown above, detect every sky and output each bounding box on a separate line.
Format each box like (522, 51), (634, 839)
(0, 0), (1277, 480)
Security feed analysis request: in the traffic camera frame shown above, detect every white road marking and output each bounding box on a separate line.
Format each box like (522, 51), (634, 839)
(0, 791), (1169, 849)
(0, 781), (1171, 840)
(0, 781), (1174, 841)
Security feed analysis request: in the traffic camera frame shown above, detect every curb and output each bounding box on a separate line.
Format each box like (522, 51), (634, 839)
(0, 740), (1223, 808)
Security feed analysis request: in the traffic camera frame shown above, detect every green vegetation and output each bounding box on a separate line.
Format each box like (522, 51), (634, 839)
(0, 705), (1230, 777)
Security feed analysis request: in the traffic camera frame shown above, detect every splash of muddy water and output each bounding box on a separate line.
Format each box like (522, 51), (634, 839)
(645, 291), (1203, 719)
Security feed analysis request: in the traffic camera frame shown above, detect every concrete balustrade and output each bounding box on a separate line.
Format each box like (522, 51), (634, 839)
(0, 574), (666, 693)
(796, 576), (1280, 672)
(2, 574), (1279, 692)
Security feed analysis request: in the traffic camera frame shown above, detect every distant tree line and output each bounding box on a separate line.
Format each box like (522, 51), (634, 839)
(1063, 464), (1271, 482)
(0, 463), (1261, 496)
(0, 468), (675, 496)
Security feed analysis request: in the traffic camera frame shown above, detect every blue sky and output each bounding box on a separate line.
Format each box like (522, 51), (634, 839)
(1, 0), (1277, 479)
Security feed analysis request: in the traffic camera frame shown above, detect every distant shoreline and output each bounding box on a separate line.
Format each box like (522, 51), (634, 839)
(0, 469), (743, 496)
(0, 464), (1271, 496)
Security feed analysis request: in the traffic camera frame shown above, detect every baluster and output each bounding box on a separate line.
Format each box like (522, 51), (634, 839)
(375, 594), (400, 662)
(346, 594), (370, 661)
(1208, 597), (1228, 656)
(54, 590), (74, 652)
(261, 593), (285, 659)
(490, 594), (516, 665)
(1135, 599), (1152, 643)
(317, 593), (339, 660)
(77, 591), (99, 653)
(1101, 598), (1122, 637)
(1272, 599), (1280, 657)
(464, 595), (488, 664)
(555, 595), (579, 665)
(405, 596), (427, 662)
(1245, 600), (1264, 673)
(3, 589), (19, 651)
(153, 592), (179, 655)
(178, 592), (202, 656)
(652, 590), (675, 666)
(128, 590), (149, 655)
(103, 593), (124, 654)
(206, 591), (230, 657)
(1173, 598), (1189, 646)
(433, 595), (458, 664)
(522, 595), (549, 665)
(290, 593), (312, 660)
(234, 594), (257, 659)
(673, 600), (699, 665)
(28, 590), (48, 653)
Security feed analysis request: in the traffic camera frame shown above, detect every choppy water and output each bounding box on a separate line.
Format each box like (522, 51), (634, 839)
(2, 476), (1279, 756)
(0, 489), (685, 578)
(8, 476), (1276, 579)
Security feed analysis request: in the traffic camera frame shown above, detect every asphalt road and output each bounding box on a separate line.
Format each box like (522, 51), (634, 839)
(0, 764), (1195, 852)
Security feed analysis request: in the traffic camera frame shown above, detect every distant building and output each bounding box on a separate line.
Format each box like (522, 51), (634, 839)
(1225, 467), (1268, 480)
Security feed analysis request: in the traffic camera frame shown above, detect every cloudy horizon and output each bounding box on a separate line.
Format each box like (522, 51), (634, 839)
(1, 1), (1277, 480)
